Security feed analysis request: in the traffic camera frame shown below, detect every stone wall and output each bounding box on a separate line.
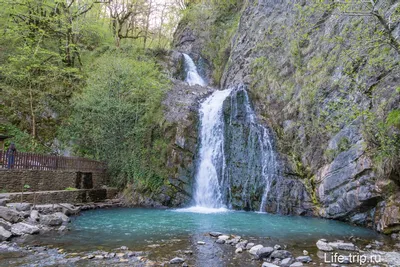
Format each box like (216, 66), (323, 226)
(3, 188), (118, 204)
(0, 170), (108, 193)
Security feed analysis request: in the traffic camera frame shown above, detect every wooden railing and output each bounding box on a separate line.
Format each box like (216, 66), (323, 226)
(0, 150), (106, 172)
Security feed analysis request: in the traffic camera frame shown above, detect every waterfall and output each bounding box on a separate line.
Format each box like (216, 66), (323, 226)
(183, 53), (207, 86)
(176, 54), (279, 214)
(259, 127), (278, 212)
(192, 89), (232, 211)
(226, 86), (278, 212)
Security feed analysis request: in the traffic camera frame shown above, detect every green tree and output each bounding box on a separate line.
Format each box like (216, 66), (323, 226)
(64, 47), (170, 189)
(0, 0), (109, 151)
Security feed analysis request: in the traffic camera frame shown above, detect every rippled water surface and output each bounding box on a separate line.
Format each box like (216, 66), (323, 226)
(26, 208), (382, 251)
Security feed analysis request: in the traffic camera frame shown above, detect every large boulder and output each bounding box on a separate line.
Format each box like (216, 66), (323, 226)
(40, 212), (70, 226)
(249, 244), (263, 255)
(235, 240), (248, 250)
(0, 218), (12, 231)
(0, 226), (12, 241)
(256, 247), (274, 258)
(0, 198), (9, 207)
(7, 203), (32, 212)
(328, 241), (358, 251)
(60, 203), (80, 216)
(11, 222), (39, 236)
(316, 239), (333, 252)
(0, 207), (23, 223)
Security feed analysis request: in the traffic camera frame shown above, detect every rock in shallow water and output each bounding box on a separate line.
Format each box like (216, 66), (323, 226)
(170, 257), (185, 264)
(328, 241), (358, 251)
(209, 231), (223, 237)
(218, 235), (230, 241)
(40, 212), (69, 226)
(316, 239), (333, 251)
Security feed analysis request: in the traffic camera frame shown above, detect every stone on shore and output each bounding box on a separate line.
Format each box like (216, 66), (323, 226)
(0, 218), (12, 231)
(9, 203), (32, 212)
(227, 238), (240, 246)
(316, 239), (333, 251)
(11, 222), (39, 236)
(289, 262), (303, 267)
(296, 256), (312, 263)
(0, 226), (12, 241)
(235, 240), (248, 249)
(218, 235), (230, 241)
(245, 242), (255, 250)
(29, 210), (39, 224)
(270, 250), (292, 259)
(0, 207), (23, 223)
(215, 239), (225, 244)
(328, 241), (358, 251)
(170, 257), (185, 264)
(235, 247), (243, 253)
(257, 247), (274, 258)
(209, 232), (223, 237)
(40, 212), (69, 226)
(280, 258), (295, 267)
(249, 244), (263, 255)
(262, 263), (279, 267)
(0, 199), (9, 207)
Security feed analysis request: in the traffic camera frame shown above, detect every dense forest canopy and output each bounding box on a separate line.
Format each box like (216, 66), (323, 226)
(0, 0), (181, 152)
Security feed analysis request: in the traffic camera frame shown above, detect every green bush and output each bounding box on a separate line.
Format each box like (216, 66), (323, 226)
(63, 47), (171, 191)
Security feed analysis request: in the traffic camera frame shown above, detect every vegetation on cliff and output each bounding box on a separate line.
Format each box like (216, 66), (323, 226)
(0, 0), (180, 189)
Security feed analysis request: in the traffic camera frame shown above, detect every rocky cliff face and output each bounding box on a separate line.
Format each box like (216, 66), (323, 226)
(172, 0), (400, 233)
(221, 86), (313, 215)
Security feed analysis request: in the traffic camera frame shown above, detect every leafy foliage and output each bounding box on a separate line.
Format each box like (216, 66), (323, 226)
(63, 48), (170, 189)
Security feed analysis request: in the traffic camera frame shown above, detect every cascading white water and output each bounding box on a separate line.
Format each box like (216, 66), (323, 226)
(179, 89), (232, 214)
(177, 54), (279, 214)
(193, 89), (232, 209)
(183, 53), (207, 86)
(259, 127), (278, 212)
(234, 88), (278, 212)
